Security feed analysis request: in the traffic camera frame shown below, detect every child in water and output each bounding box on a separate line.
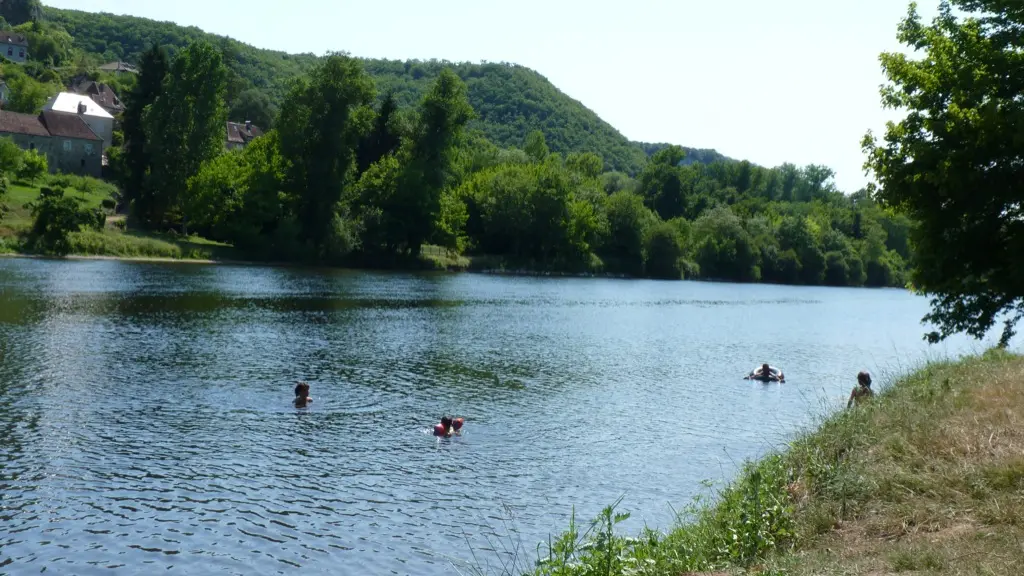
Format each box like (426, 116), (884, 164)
(294, 382), (313, 408)
(433, 415), (465, 437)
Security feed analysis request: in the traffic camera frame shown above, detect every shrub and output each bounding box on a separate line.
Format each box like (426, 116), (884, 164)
(27, 187), (98, 254)
(16, 149), (48, 182)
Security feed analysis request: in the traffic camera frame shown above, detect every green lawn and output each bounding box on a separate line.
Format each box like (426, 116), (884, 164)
(2, 179), (114, 232)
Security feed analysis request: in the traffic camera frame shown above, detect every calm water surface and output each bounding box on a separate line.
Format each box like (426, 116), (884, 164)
(0, 259), (1001, 575)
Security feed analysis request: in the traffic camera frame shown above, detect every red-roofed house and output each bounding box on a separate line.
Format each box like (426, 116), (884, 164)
(0, 110), (102, 176)
(226, 121), (264, 150)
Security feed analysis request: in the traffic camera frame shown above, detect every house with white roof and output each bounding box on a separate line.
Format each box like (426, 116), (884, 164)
(42, 92), (114, 150)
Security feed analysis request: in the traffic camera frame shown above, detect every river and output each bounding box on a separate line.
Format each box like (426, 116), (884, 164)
(0, 259), (1001, 575)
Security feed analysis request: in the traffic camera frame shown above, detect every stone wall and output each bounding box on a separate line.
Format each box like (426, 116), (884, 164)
(5, 133), (102, 177)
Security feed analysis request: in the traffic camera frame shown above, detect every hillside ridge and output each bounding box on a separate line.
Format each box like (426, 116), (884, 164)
(45, 6), (728, 174)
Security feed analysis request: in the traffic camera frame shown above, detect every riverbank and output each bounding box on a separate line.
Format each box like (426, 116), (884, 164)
(504, 349), (1024, 576)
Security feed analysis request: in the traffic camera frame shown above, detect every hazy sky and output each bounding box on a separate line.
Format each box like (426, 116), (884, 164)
(47, 0), (939, 192)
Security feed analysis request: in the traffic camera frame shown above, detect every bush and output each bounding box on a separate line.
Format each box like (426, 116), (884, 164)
(27, 187), (99, 254)
(0, 137), (25, 174)
(16, 149), (48, 182)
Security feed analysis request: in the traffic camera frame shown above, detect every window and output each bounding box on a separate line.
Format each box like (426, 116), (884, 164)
(6, 47), (11, 57)
(84, 143), (93, 155)
(63, 140), (72, 152)
(18, 50), (24, 58)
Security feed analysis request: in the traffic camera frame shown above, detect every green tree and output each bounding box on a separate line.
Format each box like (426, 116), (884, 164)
(27, 187), (96, 255)
(397, 68), (474, 254)
(142, 41), (228, 229)
(601, 190), (656, 275)
(5, 73), (53, 113)
(644, 220), (685, 279)
(524, 129), (549, 162)
(864, 0), (1024, 344)
(16, 148), (46, 182)
(278, 53), (375, 256)
(356, 90), (402, 174)
(121, 44), (169, 217)
(1, 0), (40, 26)
(228, 88), (276, 130)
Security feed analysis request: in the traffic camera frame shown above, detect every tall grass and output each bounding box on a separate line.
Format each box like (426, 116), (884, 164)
(482, 349), (1024, 576)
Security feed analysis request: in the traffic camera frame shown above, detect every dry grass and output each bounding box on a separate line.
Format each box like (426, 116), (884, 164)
(506, 350), (1024, 576)
(766, 348), (1024, 576)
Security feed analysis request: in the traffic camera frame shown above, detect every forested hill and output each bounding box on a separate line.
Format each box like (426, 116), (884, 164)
(44, 7), (723, 174)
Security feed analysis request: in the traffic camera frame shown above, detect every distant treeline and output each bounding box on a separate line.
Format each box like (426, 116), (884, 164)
(109, 41), (909, 287)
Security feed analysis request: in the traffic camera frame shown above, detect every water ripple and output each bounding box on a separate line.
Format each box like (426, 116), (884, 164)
(0, 258), (1003, 574)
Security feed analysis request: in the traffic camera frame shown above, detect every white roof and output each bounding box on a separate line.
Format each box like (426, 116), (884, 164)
(42, 92), (114, 120)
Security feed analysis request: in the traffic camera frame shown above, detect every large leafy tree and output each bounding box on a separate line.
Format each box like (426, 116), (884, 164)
(1, 0), (40, 26)
(397, 68), (474, 255)
(277, 54), (375, 255)
(121, 44), (169, 216)
(142, 41), (228, 229)
(863, 1), (1024, 345)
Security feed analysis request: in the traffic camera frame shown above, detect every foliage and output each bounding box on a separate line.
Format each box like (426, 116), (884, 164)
(15, 20), (73, 66)
(43, 6), (735, 175)
(228, 87), (276, 129)
(1, 0), (41, 27)
(863, 0), (1024, 345)
(397, 68), (475, 254)
(277, 53), (375, 257)
(121, 44), (168, 216)
(140, 41), (227, 229)
(26, 186), (101, 254)
(16, 149), (46, 182)
(3, 68), (57, 113)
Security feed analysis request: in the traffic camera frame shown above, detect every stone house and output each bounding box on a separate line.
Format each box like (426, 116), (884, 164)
(43, 92), (115, 151)
(0, 110), (103, 177)
(0, 32), (27, 64)
(226, 121), (264, 150)
(71, 81), (125, 117)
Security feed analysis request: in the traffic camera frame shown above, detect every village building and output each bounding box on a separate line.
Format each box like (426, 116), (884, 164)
(226, 121), (264, 150)
(0, 110), (102, 177)
(71, 81), (125, 117)
(0, 32), (28, 64)
(98, 61), (138, 75)
(43, 92), (115, 150)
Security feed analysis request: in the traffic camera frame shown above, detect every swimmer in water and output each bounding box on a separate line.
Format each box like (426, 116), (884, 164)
(294, 382), (313, 408)
(433, 415), (466, 437)
(433, 416), (453, 437)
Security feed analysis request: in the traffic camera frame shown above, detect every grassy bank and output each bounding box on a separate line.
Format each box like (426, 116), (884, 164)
(488, 349), (1024, 576)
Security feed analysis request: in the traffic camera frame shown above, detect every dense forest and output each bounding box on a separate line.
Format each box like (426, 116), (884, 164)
(0, 1), (912, 288)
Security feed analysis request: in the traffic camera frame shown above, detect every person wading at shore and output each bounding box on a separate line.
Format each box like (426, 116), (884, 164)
(847, 371), (874, 408)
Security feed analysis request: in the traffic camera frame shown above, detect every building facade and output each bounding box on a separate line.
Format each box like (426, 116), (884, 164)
(72, 81), (125, 117)
(226, 121), (264, 150)
(0, 32), (28, 64)
(43, 93), (115, 151)
(0, 110), (103, 177)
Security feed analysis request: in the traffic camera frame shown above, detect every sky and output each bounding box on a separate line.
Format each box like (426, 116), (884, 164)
(47, 0), (940, 192)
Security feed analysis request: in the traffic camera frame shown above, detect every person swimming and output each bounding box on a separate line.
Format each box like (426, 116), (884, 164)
(433, 415), (465, 437)
(294, 382), (313, 408)
(433, 416), (453, 437)
(748, 363), (784, 382)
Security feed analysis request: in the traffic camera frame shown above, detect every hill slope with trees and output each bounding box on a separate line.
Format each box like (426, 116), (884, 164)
(43, 6), (726, 174)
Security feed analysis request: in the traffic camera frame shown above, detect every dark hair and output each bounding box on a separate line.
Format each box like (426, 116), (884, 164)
(857, 371), (872, 387)
(440, 415), (452, 428)
(295, 382), (310, 398)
